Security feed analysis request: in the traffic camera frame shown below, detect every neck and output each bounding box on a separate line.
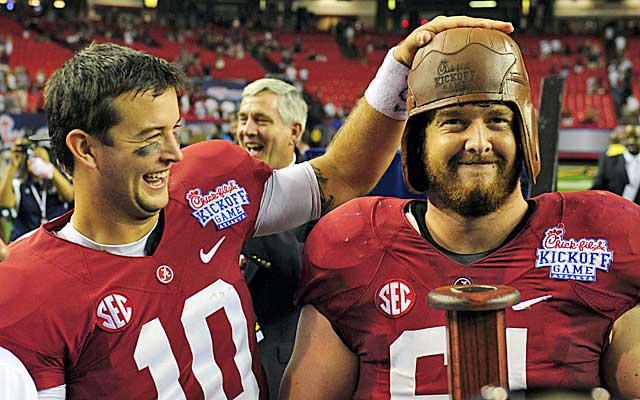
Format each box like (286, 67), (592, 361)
(424, 187), (528, 254)
(273, 151), (297, 170)
(287, 151), (297, 167)
(72, 178), (159, 245)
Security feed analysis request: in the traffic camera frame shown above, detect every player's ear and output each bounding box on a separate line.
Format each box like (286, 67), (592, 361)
(290, 123), (302, 146)
(66, 129), (98, 169)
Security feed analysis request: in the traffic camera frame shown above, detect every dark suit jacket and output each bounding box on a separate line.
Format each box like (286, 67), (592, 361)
(591, 153), (640, 204)
(241, 149), (311, 399)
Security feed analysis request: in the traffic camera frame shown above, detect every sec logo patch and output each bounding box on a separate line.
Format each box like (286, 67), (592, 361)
(375, 279), (415, 318)
(96, 292), (134, 332)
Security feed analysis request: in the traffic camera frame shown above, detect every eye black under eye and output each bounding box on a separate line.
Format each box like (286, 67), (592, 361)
(135, 142), (161, 156)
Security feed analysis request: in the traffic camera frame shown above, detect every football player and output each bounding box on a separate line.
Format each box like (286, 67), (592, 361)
(282, 28), (640, 399)
(0, 17), (513, 399)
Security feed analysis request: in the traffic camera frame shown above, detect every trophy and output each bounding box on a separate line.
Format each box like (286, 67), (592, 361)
(428, 285), (520, 400)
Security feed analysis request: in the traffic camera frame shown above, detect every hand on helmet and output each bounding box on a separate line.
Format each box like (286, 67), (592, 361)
(393, 16), (514, 68)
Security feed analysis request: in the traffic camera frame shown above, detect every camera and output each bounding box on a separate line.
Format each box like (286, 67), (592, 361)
(15, 142), (34, 153)
(14, 142), (35, 160)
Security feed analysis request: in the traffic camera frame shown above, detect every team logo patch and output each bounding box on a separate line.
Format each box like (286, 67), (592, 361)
(453, 276), (473, 285)
(535, 224), (614, 282)
(156, 265), (174, 284)
(186, 180), (250, 229)
(375, 279), (415, 318)
(96, 292), (134, 332)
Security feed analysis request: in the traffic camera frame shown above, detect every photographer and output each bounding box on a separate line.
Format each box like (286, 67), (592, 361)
(0, 133), (73, 241)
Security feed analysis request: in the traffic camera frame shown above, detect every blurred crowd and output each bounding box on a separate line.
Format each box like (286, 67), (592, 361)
(37, 9), (158, 49)
(3, 9), (640, 136)
(604, 23), (640, 125)
(0, 35), (47, 114)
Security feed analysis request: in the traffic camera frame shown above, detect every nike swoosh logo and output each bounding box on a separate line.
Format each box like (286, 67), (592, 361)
(512, 295), (553, 311)
(200, 236), (226, 264)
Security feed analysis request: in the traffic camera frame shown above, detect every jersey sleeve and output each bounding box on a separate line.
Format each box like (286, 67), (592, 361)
(253, 162), (321, 237)
(0, 240), (94, 391)
(0, 264), (67, 390)
(169, 140), (273, 240)
(173, 140), (272, 192)
(562, 191), (640, 319)
(172, 140), (322, 239)
(296, 197), (388, 335)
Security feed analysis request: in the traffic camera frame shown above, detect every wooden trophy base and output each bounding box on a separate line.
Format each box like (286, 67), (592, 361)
(428, 285), (520, 400)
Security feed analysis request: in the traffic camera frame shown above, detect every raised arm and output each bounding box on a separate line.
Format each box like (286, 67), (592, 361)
(29, 147), (74, 203)
(308, 16), (514, 213)
(603, 304), (640, 398)
(50, 166), (74, 203)
(0, 144), (23, 209)
(280, 305), (358, 400)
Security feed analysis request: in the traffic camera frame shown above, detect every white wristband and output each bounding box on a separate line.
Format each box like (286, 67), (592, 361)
(364, 46), (409, 121)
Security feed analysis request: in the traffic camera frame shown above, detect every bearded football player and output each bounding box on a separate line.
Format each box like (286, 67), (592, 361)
(281, 27), (640, 400)
(0, 17), (517, 400)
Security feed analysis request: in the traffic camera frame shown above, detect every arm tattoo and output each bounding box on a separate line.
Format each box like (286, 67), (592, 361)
(312, 164), (335, 215)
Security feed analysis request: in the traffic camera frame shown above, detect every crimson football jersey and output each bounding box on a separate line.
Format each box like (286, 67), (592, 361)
(0, 140), (272, 399)
(298, 191), (640, 399)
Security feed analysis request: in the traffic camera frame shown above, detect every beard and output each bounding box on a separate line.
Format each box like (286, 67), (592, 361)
(425, 151), (521, 218)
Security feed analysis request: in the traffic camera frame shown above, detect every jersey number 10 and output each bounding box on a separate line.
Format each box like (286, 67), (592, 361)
(133, 279), (259, 399)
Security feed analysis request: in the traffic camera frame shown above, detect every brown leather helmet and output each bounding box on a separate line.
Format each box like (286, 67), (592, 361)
(401, 27), (540, 193)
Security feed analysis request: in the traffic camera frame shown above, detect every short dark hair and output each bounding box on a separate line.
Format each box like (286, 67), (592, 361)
(44, 42), (186, 174)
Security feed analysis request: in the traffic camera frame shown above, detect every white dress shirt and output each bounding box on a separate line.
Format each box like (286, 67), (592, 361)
(622, 150), (640, 201)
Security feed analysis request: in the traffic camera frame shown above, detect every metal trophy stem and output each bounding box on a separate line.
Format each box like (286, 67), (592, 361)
(427, 285), (520, 400)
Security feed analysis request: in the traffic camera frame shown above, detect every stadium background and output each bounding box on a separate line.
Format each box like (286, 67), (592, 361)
(0, 0), (634, 199)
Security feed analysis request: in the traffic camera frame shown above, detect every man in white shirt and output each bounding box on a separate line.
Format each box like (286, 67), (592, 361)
(235, 78), (312, 399)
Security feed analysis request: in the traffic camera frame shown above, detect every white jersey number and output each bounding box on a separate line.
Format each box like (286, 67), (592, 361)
(389, 327), (528, 399)
(134, 280), (259, 399)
